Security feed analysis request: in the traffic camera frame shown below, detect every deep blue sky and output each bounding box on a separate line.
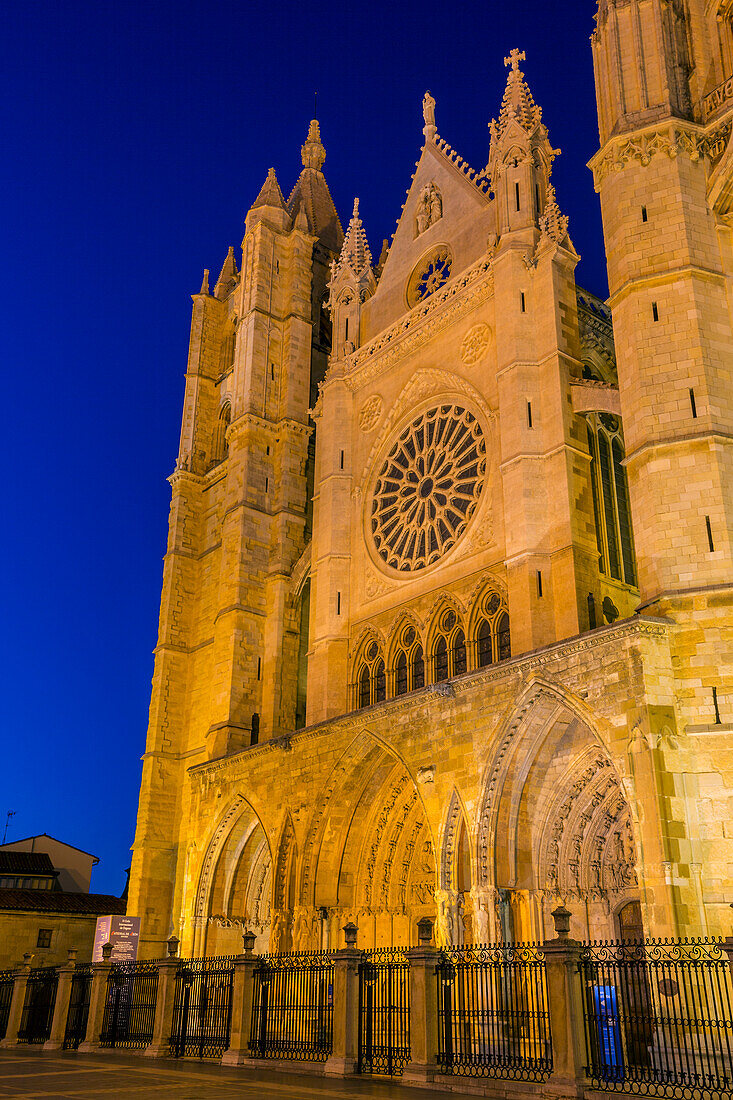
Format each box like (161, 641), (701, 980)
(0, 1), (606, 895)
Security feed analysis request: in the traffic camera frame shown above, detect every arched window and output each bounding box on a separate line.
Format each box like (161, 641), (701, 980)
(497, 612), (511, 661)
(219, 326), (236, 375)
(375, 659), (386, 703)
(453, 629), (466, 675)
(358, 664), (370, 710)
(470, 588), (510, 668)
(388, 623), (424, 698)
(477, 619), (492, 668)
(212, 402), (231, 467)
(412, 645), (425, 690)
(434, 635), (448, 682)
(428, 607), (469, 684)
(354, 639), (385, 710)
(586, 413), (637, 587)
(395, 651), (408, 696)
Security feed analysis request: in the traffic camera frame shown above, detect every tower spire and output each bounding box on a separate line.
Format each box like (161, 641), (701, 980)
(301, 118), (326, 171)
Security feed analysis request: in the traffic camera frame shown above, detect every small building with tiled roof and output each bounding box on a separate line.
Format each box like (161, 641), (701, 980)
(0, 835), (125, 967)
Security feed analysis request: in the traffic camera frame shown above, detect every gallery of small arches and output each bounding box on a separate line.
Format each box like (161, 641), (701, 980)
(194, 687), (643, 957)
(351, 585), (510, 710)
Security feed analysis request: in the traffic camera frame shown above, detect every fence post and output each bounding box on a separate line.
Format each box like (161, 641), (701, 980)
(403, 917), (438, 1086)
(43, 950), (77, 1051)
(143, 937), (178, 1058)
(78, 942), (113, 1053)
(542, 906), (587, 1099)
(0, 953), (33, 1049)
(723, 905), (733, 980)
(221, 931), (258, 1065)
(324, 921), (360, 1077)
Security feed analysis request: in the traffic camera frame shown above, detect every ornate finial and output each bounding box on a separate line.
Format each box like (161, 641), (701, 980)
(301, 119), (326, 171)
(539, 184), (569, 244)
(199, 268), (210, 295)
(352, 197), (360, 218)
(504, 48), (526, 72)
(422, 91), (437, 140)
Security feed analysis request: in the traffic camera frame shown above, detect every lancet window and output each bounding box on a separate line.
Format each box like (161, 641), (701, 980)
(585, 413), (636, 587)
(349, 588), (511, 713)
(354, 638), (386, 710)
(211, 402), (231, 467)
(391, 623), (424, 696)
(472, 588), (511, 667)
(429, 607), (468, 682)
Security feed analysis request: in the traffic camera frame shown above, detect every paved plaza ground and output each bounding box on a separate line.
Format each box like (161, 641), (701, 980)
(0, 1049), (481, 1099)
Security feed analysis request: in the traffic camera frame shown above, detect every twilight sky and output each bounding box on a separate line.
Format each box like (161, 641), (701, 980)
(0, 0), (606, 894)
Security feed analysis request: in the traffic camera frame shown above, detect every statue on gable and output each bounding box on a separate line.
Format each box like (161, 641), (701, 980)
(422, 91), (436, 131)
(429, 185), (442, 224)
(416, 186), (431, 235)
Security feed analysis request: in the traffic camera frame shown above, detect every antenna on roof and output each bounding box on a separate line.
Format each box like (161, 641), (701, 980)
(2, 810), (15, 845)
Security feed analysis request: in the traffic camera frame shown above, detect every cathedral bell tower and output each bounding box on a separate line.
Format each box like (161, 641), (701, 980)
(307, 199), (376, 723)
(590, 1), (733, 711)
(591, 1), (733, 933)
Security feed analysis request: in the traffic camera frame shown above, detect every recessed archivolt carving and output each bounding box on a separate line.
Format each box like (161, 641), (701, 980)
(440, 789), (470, 891)
(194, 795), (247, 921)
(476, 678), (615, 888)
(273, 813), (297, 911)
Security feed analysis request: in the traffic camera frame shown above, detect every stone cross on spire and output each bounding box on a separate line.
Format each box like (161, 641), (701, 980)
(504, 48), (526, 72)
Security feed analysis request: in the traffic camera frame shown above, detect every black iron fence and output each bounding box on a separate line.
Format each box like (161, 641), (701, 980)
(436, 943), (551, 1081)
(579, 939), (733, 1098)
(0, 970), (15, 1041)
(249, 950), (333, 1061)
(63, 965), (92, 1050)
(170, 955), (235, 1059)
(17, 967), (58, 1044)
(358, 947), (410, 1076)
(100, 960), (159, 1049)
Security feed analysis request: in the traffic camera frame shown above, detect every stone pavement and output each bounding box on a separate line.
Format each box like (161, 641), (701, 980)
(0, 1049), (482, 1099)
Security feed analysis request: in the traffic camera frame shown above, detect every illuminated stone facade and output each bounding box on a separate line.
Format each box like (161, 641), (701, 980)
(128, 9), (733, 959)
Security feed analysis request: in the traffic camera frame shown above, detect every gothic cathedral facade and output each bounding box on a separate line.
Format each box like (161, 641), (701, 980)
(128, 4), (733, 958)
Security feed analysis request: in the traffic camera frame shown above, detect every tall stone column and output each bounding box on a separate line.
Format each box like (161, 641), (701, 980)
(0, 954), (32, 1049)
(78, 943), (113, 1053)
(403, 918), (439, 1086)
(221, 932), (258, 1066)
(43, 951), (78, 1051)
(542, 906), (587, 1099)
(143, 937), (179, 1058)
(324, 923), (360, 1077)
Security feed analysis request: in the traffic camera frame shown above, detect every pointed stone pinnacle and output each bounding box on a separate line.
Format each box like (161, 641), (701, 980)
(214, 246), (238, 300)
(199, 268), (210, 295)
(333, 196), (373, 280)
(251, 167), (287, 211)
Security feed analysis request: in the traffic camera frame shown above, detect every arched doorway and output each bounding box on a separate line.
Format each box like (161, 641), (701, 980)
(477, 682), (642, 942)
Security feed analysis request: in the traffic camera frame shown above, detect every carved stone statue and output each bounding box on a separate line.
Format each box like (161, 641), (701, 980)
(429, 186), (442, 223)
(416, 186), (431, 235)
(422, 91), (436, 130)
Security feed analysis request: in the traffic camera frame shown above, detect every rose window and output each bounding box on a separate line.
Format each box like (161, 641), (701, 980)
(370, 405), (486, 571)
(407, 247), (452, 306)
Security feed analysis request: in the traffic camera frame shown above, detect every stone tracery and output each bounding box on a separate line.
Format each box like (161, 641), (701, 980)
(370, 405), (486, 572)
